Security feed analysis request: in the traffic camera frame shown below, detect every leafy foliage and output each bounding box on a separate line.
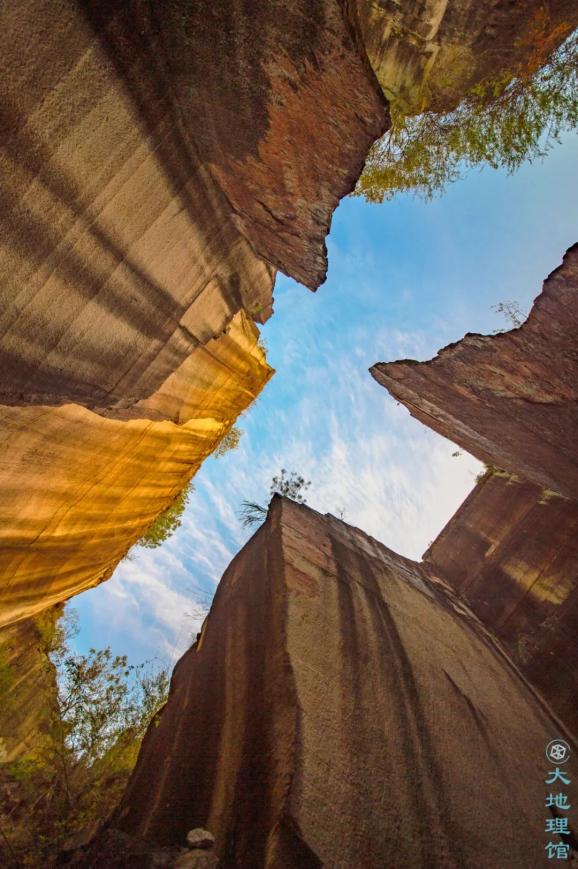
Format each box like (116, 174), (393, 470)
(137, 481), (193, 549)
(214, 425), (243, 458)
(270, 470), (311, 502)
(55, 648), (168, 766)
(35, 604), (77, 657)
(0, 607), (169, 865)
(357, 19), (578, 202)
(239, 469), (312, 528)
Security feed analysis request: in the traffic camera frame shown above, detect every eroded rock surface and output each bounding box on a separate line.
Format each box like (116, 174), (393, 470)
(355, 0), (578, 112)
(82, 498), (577, 868)
(0, 0), (391, 628)
(0, 607), (59, 762)
(372, 244), (578, 499)
(0, 0), (388, 410)
(0, 314), (272, 627)
(2, 1), (575, 631)
(425, 471), (578, 736)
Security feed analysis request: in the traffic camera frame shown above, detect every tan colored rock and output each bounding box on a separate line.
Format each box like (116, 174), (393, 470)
(371, 243), (578, 500)
(0, 0), (387, 410)
(0, 0), (388, 629)
(355, 0), (578, 113)
(4, 1), (570, 411)
(2, 0), (573, 634)
(100, 498), (576, 868)
(425, 471), (578, 736)
(0, 607), (59, 762)
(0, 313), (272, 627)
(185, 829), (214, 851)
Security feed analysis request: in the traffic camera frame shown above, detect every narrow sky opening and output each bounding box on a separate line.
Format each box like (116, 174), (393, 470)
(72, 132), (578, 666)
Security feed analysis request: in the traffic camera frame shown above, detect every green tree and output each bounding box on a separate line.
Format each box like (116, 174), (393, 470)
(239, 469), (311, 528)
(137, 481), (193, 549)
(0, 608), (169, 865)
(214, 425), (243, 459)
(357, 19), (578, 202)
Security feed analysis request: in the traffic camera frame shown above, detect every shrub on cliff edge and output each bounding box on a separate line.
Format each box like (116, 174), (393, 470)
(357, 16), (578, 202)
(137, 481), (194, 549)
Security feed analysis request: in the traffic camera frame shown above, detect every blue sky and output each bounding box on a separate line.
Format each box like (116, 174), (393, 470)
(72, 132), (578, 668)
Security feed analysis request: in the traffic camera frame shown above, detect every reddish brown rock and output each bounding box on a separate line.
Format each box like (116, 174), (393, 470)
(425, 471), (578, 737)
(4, 1), (573, 412)
(371, 244), (578, 500)
(0, 0), (387, 410)
(0, 0), (388, 627)
(83, 498), (577, 868)
(3, 2), (576, 634)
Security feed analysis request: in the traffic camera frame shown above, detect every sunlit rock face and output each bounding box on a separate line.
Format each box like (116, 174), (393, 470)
(355, 0), (578, 112)
(0, 314), (272, 627)
(425, 472), (578, 737)
(372, 244), (578, 500)
(0, 0), (389, 628)
(4, 0), (573, 411)
(1, 0), (574, 631)
(0, 608), (59, 762)
(87, 498), (576, 868)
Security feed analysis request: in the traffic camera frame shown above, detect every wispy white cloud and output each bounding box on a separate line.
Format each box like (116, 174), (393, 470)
(70, 135), (578, 669)
(74, 318), (480, 666)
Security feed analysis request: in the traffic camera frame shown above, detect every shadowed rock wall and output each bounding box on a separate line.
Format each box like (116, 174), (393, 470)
(2, 0), (576, 632)
(425, 472), (578, 736)
(371, 244), (578, 500)
(0, 0), (389, 629)
(355, 0), (578, 112)
(83, 498), (577, 868)
(0, 0), (387, 410)
(0, 608), (59, 763)
(4, 1), (575, 411)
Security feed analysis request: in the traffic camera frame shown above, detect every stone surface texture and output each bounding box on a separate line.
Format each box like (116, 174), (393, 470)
(354, 0), (578, 112)
(371, 244), (578, 500)
(84, 498), (577, 868)
(0, 607), (59, 762)
(0, 314), (272, 627)
(425, 471), (578, 737)
(0, 0), (387, 410)
(1, 1), (575, 632)
(0, 0), (390, 629)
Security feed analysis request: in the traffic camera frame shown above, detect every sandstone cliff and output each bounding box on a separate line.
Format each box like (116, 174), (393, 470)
(371, 241), (578, 738)
(355, 0), (578, 112)
(0, 0), (388, 411)
(371, 243), (578, 500)
(1, 1), (576, 632)
(3, 1), (574, 412)
(0, 0), (390, 628)
(80, 498), (576, 868)
(0, 313), (272, 627)
(425, 472), (578, 737)
(0, 607), (59, 763)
